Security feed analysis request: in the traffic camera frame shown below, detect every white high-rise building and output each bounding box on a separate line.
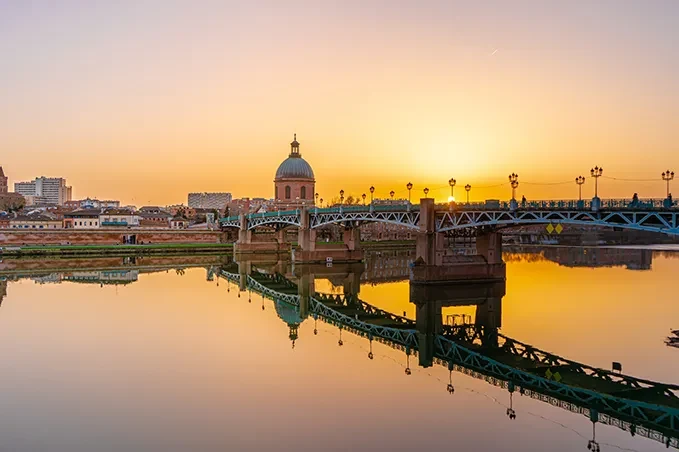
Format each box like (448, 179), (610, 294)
(14, 177), (72, 205)
(188, 192), (232, 210)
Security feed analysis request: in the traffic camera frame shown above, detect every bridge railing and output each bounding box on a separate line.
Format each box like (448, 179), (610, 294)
(220, 198), (679, 225)
(439, 198), (678, 211)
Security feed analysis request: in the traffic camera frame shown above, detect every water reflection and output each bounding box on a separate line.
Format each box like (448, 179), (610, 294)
(219, 253), (678, 450)
(0, 248), (677, 451)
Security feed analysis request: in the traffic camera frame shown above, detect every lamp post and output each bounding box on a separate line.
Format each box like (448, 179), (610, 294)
(362, 193), (366, 205)
(448, 178), (456, 201)
(423, 187), (429, 197)
(315, 192), (319, 205)
(590, 166), (603, 212)
(576, 176), (585, 200)
(590, 166), (603, 197)
(662, 170), (674, 197)
(339, 189), (344, 205)
(508, 173), (519, 211)
(465, 184), (471, 204)
(406, 182), (413, 203)
(319, 198), (323, 207)
(369, 186), (375, 203)
(508, 173), (519, 200)
(389, 190), (395, 200)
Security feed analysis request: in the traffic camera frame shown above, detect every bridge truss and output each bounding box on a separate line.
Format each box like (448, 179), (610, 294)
(221, 204), (679, 235)
(217, 267), (679, 447)
(437, 210), (679, 234)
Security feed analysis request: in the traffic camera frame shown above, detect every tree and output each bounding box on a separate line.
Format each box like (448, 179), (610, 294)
(0, 194), (25, 213)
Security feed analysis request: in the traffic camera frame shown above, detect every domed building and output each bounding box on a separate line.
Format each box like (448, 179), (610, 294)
(274, 300), (306, 348)
(274, 135), (315, 208)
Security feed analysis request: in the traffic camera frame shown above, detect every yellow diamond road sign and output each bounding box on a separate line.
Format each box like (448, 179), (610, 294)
(546, 224), (555, 234)
(553, 372), (562, 382)
(545, 369), (553, 379)
(555, 223), (563, 234)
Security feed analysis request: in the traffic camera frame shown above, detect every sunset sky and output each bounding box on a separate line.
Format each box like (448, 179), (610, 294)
(1, 1), (678, 205)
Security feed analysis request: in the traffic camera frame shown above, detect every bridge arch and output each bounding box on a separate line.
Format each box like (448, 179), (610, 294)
(310, 211), (420, 230)
(437, 210), (679, 235)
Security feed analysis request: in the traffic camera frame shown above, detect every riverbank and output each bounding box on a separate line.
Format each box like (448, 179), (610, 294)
(0, 243), (234, 257)
(0, 240), (416, 258)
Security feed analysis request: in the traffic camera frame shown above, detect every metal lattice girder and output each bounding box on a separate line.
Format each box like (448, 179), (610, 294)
(220, 218), (241, 229)
(314, 292), (414, 327)
(246, 275), (300, 306)
(433, 359), (679, 449)
(434, 335), (679, 435)
(217, 268), (679, 447)
(442, 325), (679, 398)
(220, 201), (679, 234)
(309, 298), (419, 347)
(246, 213), (302, 230)
(310, 210), (420, 230)
(437, 210), (679, 234)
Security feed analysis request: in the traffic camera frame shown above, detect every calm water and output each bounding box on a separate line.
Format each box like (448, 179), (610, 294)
(0, 247), (677, 452)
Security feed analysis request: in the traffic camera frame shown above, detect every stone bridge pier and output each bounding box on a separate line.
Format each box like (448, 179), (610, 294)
(234, 214), (288, 255)
(295, 208), (364, 263)
(412, 198), (506, 283)
(238, 260), (252, 292)
(296, 269), (315, 320)
(411, 280), (506, 367)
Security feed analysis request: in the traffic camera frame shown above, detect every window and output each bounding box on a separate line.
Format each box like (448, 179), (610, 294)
(285, 186), (291, 199)
(39, 225), (43, 229)
(275, 186), (278, 199)
(301, 186), (306, 199)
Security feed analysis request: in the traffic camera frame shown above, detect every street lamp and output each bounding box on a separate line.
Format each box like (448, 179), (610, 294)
(406, 182), (413, 203)
(465, 184), (471, 204)
(389, 190), (395, 200)
(369, 186), (375, 203)
(590, 166), (603, 197)
(508, 173), (519, 200)
(362, 193), (366, 205)
(662, 170), (674, 197)
(576, 176), (585, 200)
(319, 198), (323, 207)
(423, 187), (429, 197)
(339, 189), (344, 205)
(448, 178), (456, 201)
(315, 192), (319, 205)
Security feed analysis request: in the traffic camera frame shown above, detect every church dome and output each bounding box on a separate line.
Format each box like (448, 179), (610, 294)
(275, 157), (315, 180)
(274, 300), (304, 327)
(274, 134), (315, 181)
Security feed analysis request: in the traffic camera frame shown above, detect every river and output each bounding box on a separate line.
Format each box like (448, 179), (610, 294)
(0, 246), (676, 451)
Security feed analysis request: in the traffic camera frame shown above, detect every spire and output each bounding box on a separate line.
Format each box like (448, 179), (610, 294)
(289, 133), (300, 157)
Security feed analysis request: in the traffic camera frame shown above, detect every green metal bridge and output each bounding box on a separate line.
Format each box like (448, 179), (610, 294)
(219, 265), (679, 449)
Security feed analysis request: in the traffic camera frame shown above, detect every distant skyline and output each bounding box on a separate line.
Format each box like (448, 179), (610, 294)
(1, 1), (678, 205)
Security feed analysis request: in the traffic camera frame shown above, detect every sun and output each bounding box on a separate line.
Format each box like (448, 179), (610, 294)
(448, 196), (455, 202)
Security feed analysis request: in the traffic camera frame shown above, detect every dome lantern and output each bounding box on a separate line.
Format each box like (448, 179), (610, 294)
(290, 133), (300, 157)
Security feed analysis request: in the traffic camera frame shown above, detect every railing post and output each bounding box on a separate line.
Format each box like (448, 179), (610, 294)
(591, 196), (601, 212)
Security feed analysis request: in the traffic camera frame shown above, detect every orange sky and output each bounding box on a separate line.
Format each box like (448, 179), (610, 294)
(1, 2), (677, 205)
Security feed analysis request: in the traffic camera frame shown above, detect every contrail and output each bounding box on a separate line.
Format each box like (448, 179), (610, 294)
(491, 48), (499, 56)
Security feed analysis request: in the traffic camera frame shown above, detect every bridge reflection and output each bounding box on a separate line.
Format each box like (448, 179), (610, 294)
(0, 249), (676, 449)
(221, 252), (679, 451)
